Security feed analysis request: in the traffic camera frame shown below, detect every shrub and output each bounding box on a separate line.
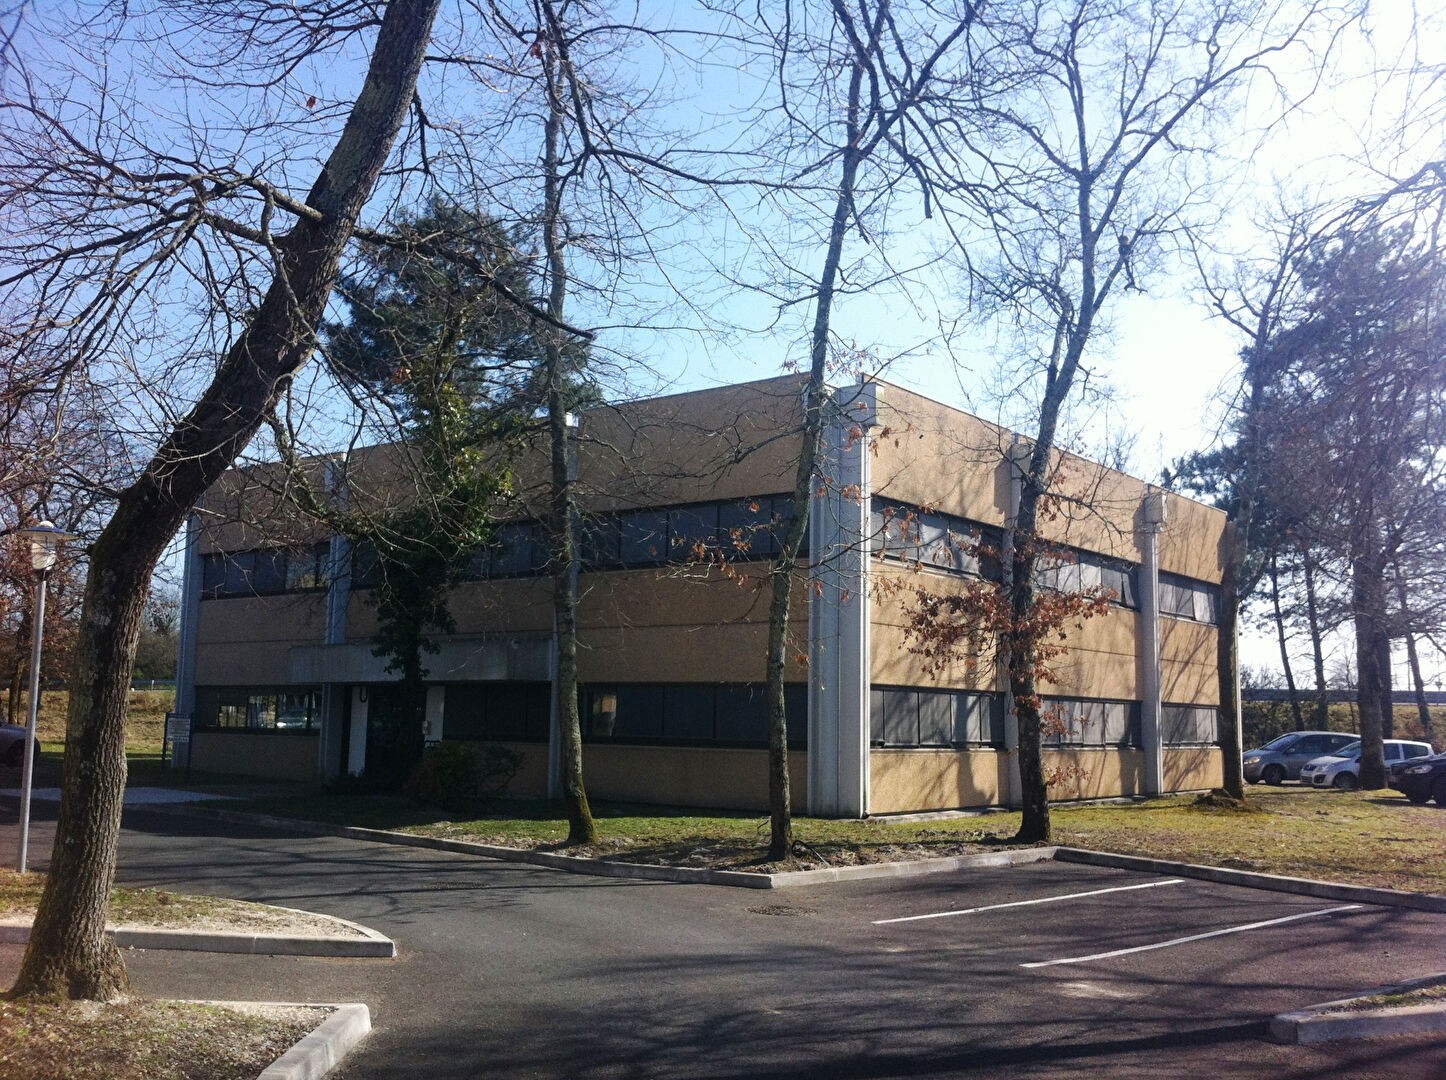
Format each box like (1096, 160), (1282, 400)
(404, 741), (523, 808)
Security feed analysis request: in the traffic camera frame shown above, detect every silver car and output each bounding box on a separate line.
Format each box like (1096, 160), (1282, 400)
(1298, 739), (1434, 790)
(1243, 730), (1358, 785)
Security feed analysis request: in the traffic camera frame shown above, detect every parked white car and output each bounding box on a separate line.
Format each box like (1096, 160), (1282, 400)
(1298, 739), (1434, 790)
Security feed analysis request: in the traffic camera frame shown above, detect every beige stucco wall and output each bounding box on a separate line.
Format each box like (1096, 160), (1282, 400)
(1164, 746), (1224, 791)
(1042, 748), (1147, 800)
(196, 595), (327, 685)
(1158, 493), (1228, 583)
(1042, 746), (1222, 801)
(577, 745), (807, 813)
(866, 381), (1227, 577)
(566, 378), (805, 513)
(1039, 606), (1142, 700)
(1161, 618), (1220, 706)
(868, 390), (1011, 526)
(869, 749), (1007, 813)
(869, 745), (1223, 812)
(189, 732), (319, 782)
(475, 740), (550, 797)
(869, 565), (1000, 690)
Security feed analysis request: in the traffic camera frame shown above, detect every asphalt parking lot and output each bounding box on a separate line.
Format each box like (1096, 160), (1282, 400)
(4, 805), (1445, 1078)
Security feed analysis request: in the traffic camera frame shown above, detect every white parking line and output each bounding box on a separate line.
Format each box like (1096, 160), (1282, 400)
(872, 878), (1186, 925)
(1020, 904), (1364, 968)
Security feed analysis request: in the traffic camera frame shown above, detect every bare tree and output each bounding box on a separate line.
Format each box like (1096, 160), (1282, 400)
(726, 0), (978, 858)
(3, 0), (444, 1000)
(921, 0), (1350, 838)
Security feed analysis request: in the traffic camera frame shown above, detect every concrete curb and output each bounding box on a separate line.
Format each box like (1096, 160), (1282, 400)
(0, 913), (395, 958)
(1053, 847), (1446, 913)
(139, 802), (1446, 908)
(189, 1000), (370, 1080)
(765, 845), (1058, 887)
(1269, 973), (1446, 1044)
(144, 803), (1061, 889)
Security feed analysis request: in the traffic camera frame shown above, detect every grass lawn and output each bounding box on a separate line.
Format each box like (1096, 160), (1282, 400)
(1049, 791), (1446, 894)
(11, 688), (172, 758)
(0, 999), (322, 1080)
(224, 786), (1446, 892)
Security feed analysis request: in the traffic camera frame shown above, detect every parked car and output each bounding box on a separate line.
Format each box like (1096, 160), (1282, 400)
(1298, 739), (1434, 790)
(1391, 754), (1446, 806)
(1242, 730), (1359, 784)
(1388, 752), (1438, 786)
(0, 722), (36, 768)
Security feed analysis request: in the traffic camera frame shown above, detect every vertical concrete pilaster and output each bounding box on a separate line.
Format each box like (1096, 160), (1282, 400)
(808, 382), (876, 818)
(1000, 438), (1029, 808)
(1140, 489), (1168, 795)
(319, 455), (352, 779)
(173, 513), (203, 727)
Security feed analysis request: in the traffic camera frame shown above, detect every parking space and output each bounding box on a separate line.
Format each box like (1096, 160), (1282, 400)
(782, 858), (1445, 1006)
(6, 806), (1445, 1078)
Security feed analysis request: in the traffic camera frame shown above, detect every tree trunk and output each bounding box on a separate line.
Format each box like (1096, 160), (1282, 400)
(1351, 535), (1388, 789)
(1216, 522), (1246, 799)
(762, 22), (871, 860)
(1377, 634), (1394, 740)
(1392, 570), (1432, 741)
(10, 0), (441, 1000)
(1403, 630), (1434, 743)
(538, 10), (595, 845)
(549, 400), (592, 844)
(1302, 553), (1330, 729)
(1268, 552), (1303, 729)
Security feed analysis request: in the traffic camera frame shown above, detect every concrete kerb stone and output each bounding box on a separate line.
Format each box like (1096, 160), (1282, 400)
(765, 845), (1058, 886)
(144, 802), (1446, 910)
(149, 802), (1064, 888)
(1269, 972), (1446, 1044)
(1053, 847), (1446, 914)
(188, 1000), (370, 1080)
(0, 914), (395, 958)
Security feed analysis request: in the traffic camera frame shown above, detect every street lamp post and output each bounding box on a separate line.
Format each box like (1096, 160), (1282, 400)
(16, 521), (74, 873)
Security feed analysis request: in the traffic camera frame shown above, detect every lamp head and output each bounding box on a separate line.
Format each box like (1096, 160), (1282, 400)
(17, 521), (76, 572)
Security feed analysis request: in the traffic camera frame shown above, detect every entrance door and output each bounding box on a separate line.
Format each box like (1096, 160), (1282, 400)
(360, 684), (423, 788)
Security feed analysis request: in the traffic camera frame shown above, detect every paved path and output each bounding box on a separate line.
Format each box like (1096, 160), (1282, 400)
(4, 803), (1446, 1078)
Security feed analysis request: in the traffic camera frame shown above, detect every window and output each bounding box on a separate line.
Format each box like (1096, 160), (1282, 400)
(719, 498), (782, 559)
(869, 687), (1004, 747)
(1042, 697), (1142, 748)
(1035, 548), (1139, 609)
(285, 545), (329, 591)
(581, 682), (806, 748)
(1161, 704), (1219, 746)
(489, 522), (546, 577)
(1159, 573), (1220, 624)
(668, 504), (720, 561)
(201, 544), (330, 598)
(872, 500), (1002, 581)
(581, 515), (622, 567)
(619, 509), (669, 565)
(443, 682), (550, 742)
(195, 686), (321, 731)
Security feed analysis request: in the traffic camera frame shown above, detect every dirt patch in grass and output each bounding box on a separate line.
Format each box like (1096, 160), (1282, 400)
(0, 998), (323, 1080)
(1331, 982), (1446, 1013)
(0, 870), (364, 938)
